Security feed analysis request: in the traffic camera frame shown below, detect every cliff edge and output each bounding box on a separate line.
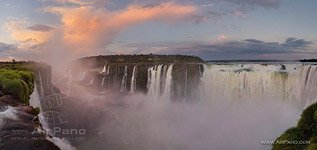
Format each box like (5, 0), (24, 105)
(0, 62), (60, 150)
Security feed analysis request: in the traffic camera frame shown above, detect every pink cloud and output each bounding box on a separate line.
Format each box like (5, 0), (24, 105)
(43, 2), (196, 56)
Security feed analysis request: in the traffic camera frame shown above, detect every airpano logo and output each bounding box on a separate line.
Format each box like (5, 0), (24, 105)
(53, 127), (86, 135)
(261, 140), (311, 145)
(39, 92), (68, 125)
(42, 93), (63, 109)
(36, 92), (87, 142)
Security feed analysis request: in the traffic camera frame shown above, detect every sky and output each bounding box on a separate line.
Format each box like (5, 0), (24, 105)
(0, 0), (317, 61)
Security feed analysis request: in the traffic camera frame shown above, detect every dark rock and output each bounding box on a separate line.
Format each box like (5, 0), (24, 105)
(18, 106), (40, 116)
(281, 65), (286, 70)
(0, 107), (59, 149)
(0, 95), (21, 107)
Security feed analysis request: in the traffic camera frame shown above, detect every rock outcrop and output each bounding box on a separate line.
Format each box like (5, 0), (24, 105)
(0, 62), (60, 150)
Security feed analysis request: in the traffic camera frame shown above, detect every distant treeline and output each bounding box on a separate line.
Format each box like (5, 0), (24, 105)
(77, 54), (204, 64)
(207, 59), (317, 63)
(300, 59), (317, 62)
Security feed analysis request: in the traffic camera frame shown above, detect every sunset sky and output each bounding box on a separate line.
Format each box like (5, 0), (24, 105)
(0, 0), (316, 61)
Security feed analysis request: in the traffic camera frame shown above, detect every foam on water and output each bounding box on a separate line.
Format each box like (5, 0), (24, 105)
(0, 107), (19, 128)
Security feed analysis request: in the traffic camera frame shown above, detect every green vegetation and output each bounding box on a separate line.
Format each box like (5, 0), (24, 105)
(300, 59), (317, 62)
(74, 54), (204, 68)
(307, 136), (317, 150)
(0, 64), (35, 104)
(273, 103), (317, 150)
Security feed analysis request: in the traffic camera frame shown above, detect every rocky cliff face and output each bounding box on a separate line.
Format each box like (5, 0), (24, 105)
(0, 62), (60, 150)
(71, 55), (204, 101)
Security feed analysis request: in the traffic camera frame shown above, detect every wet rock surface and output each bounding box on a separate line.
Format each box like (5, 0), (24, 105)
(0, 95), (60, 150)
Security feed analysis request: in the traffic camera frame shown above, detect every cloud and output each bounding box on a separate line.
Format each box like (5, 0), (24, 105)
(0, 42), (27, 62)
(244, 39), (265, 43)
(41, 0), (281, 21)
(224, 0), (280, 8)
(28, 24), (55, 32)
(201, 0), (281, 19)
(217, 34), (228, 42)
(0, 42), (16, 52)
(0, 1), (196, 67)
(124, 38), (315, 60)
(39, 0), (88, 5)
(192, 38), (314, 59)
(42, 2), (195, 55)
(2, 18), (54, 48)
(281, 38), (313, 49)
(2, 0), (286, 62)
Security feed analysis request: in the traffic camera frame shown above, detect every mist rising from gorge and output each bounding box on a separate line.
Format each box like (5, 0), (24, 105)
(54, 62), (309, 150)
(73, 93), (301, 150)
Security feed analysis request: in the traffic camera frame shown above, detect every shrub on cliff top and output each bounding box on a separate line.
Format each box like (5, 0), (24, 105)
(272, 127), (308, 150)
(297, 103), (317, 136)
(273, 102), (317, 150)
(307, 136), (317, 150)
(0, 69), (34, 104)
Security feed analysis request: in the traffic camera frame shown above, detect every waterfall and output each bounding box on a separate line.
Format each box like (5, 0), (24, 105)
(107, 65), (111, 75)
(147, 64), (174, 101)
(102, 65), (107, 73)
(300, 65), (317, 106)
(74, 63), (317, 106)
(66, 70), (72, 96)
(155, 65), (163, 98)
(130, 65), (137, 93)
(101, 77), (106, 87)
(199, 64), (317, 106)
(0, 107), (18, 128)
(38, 71), (45, 97)
(30, 84), (41, 108)
(162, 64), (174, 100)
(147, 68), (152, 91)
(30, 84), (75, 150)
(120, 66), (128, 92)
(161, 65), (168, 92)
(89, 78), (94, 85)
(184, 68), (188, 96)
(77, 71), (86, 81)
(147, 65), (159, 100)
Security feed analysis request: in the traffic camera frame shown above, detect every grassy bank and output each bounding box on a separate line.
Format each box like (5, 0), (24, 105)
(273, 103), (317, 150)
(0, 63), (35, 104)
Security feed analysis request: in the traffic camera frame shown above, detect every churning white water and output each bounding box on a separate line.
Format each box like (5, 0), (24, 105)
(0, 107), (19, 128)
